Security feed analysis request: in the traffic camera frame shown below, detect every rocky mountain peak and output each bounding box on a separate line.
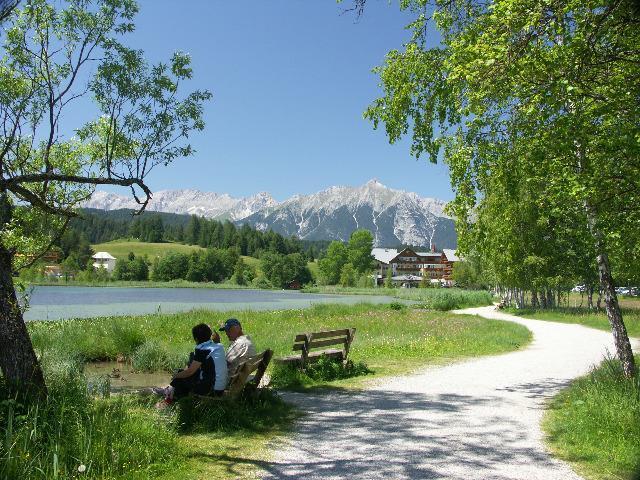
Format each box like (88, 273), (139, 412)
(84, 181), (456, 248)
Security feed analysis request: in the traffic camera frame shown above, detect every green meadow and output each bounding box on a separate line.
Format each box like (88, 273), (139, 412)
(0, 302), (531, 479)
(91, 240), (205, 259)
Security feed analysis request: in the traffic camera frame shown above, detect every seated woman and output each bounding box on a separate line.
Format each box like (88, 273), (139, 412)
(155, 323), (227, 405)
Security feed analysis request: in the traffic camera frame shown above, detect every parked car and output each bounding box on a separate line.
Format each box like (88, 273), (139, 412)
(571, 285), (586, 293)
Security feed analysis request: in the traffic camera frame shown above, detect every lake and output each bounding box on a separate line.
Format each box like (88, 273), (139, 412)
(23, 286), (395, 321)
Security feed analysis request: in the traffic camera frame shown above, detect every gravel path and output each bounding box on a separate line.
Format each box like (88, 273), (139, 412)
(260, 306), (639, 480)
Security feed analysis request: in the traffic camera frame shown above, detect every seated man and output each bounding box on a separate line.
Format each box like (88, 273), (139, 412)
(218, 318), (256, 378)
(156, 323), (227, 404)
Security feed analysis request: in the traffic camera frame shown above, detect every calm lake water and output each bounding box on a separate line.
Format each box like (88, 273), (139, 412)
(23, 286), (395, 321)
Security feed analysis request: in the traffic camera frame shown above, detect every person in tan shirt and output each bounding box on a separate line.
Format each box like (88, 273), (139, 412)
(217, 318), (256, 378)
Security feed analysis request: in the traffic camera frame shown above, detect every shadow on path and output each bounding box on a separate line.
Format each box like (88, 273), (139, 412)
(260, 385), (565, 479)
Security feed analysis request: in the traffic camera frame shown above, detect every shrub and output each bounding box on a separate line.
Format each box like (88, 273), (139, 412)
(113, 254), (149, 281)
(152, 252), (189, 281)
(389, 301), (407, 311)
(270, 355), (373, 389)
(339, 263), (356, 287)
(261, 252), (312, 288)
(251, 275), (273, 289)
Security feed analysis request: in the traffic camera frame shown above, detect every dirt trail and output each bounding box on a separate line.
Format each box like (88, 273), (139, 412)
(260, 305), (637, 479)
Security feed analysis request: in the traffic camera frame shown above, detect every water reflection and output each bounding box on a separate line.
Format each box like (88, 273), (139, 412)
(85, 361), (171, 394)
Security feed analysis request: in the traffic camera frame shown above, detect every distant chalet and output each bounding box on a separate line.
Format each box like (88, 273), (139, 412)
(372, 247), (460, 287)
(92, 251), (117, 273)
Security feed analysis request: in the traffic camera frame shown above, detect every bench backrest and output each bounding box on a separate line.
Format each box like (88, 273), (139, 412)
(293, 328), (356, 363)
(227, 349), (273, 398)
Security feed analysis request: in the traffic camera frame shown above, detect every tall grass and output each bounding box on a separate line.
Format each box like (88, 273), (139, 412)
(0, 360), (179, 480)
(544, 356), (640, 480)
(392, 288), (494, 310)
(29, 303), (531, 380)
(303, 286), (494, 310)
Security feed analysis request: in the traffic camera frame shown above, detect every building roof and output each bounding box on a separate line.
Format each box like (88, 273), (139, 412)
(371, 248), (399, 264)
(92, 251), (116, 260)
(373, 247), (451, 263)
(443, 249), (460, 262)
(416, 251), (444, 257)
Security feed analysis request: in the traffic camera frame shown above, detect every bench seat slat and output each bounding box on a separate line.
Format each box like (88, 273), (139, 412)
(308, 338), (348, 350)
(292, 337), (347, 351)
(279, 328), (355, 366)
(294, 329), (351, 342)
(278, 349), (344, 364)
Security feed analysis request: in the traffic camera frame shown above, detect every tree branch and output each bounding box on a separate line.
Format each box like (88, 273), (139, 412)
(5, 173), (153, 212)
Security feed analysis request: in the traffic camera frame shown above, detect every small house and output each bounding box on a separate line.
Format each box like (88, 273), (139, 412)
(92, 252), (116, 273)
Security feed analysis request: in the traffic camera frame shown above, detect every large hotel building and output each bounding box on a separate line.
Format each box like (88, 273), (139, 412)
(372, 247), (460, 287)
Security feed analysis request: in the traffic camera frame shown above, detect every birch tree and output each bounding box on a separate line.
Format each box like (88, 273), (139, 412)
(0, 0), (210, 394)
(365, 0), (639, 376)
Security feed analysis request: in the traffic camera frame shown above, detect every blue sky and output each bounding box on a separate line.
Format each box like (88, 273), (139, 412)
(121, 1), (452, 201)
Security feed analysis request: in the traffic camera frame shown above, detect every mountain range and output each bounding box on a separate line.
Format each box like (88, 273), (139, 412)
(85, 180), (457, 248)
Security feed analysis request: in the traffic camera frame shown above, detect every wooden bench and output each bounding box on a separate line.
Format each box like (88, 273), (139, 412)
(226, 349), (273, 398)
(277, 328), (356, 366)
(191, 349), (273, 400)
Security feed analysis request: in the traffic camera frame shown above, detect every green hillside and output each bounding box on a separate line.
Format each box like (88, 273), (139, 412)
(91, 240), (204, 259)
(91, 239), (322, 280)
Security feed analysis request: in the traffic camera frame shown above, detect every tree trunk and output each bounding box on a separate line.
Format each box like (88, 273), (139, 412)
(585, 203), (636, 378)
(546, 289), (554, 309)
(587, 286), (593, 310)
(531, 290), (539, 308)
(0, 194), (47, 396)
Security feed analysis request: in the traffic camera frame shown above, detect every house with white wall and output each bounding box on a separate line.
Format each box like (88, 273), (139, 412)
(92, 252), (116, 273)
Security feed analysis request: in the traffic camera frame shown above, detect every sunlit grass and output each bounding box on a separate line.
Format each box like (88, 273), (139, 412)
(91, 240), (204, 259)
(511, 307), (640, 337)
(544, 356), (640, 480)
(28, 303), (530, 379)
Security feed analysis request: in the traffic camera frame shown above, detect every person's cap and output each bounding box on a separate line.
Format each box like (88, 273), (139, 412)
(219, 318), (241, 332)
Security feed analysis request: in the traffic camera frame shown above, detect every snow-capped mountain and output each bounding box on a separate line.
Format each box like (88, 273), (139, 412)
(86, 189), (277, 221)
(241, 180), (455, 248)
(86, 180), (456, 248)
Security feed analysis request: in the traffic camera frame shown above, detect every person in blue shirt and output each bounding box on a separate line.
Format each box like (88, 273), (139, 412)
(155, 323), (227, 404)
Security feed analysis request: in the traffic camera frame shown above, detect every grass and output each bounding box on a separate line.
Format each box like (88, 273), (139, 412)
(561, 292), (640, 311)
(16, 302), (531, 479)
(543, 356), (640, 480)
(0, 359), (182, 480)
(91, 240), (204, 259)
(28, 303), (531, 385)
(510, 307), (640, 338)
(270, 356), (374, 390)
(304, 286), (494, 311)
